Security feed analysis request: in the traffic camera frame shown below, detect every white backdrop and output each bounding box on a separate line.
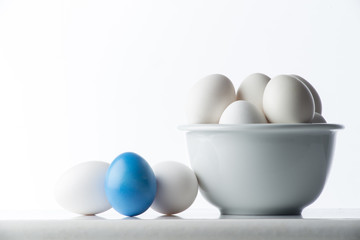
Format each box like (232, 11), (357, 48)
(0, 0), (359, 211)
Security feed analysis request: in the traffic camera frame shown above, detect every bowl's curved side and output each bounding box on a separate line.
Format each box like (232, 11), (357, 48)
(185, 129), (338, 215)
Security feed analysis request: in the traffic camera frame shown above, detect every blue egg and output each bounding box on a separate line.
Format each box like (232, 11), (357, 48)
(105, 152), (157, 217)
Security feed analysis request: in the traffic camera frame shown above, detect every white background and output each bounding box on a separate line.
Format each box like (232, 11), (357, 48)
(0, 0), (359, 211)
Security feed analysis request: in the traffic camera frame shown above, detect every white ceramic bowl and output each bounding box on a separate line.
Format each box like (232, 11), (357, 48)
(179, 124), (343, 215)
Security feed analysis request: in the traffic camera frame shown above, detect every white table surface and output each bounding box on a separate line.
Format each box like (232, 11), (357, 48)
(1, 208), (360, 240)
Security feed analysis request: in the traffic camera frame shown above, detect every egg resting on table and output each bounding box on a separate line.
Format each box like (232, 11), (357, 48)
(55, 161), (111, 215)
(151, 161), (198, 215)
(105, 152), (157, 217)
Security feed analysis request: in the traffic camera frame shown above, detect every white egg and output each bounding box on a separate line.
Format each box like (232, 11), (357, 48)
(151, 161), (198, 215)
(263, 75), (315, 123)
(186, 74), (236, 124)
(219, 100), (267, 124)
(237, 73), (270, 112)
(55, 161), (111, 215)
(291, 74), (322, 114)
(311, 112), (327, 123)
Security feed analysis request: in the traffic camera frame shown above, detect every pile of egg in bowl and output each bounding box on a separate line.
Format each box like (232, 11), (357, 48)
(180, 73), (343, 215)
(186, 73), (324, 124)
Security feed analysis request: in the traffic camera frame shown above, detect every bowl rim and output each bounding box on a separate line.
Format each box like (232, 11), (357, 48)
(178, 123), (344, 132)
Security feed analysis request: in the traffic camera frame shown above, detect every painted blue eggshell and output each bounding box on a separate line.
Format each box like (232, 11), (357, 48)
(105, 152), (157, 216)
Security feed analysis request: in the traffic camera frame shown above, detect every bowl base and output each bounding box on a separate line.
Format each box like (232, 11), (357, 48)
(220, 208), (302, 216)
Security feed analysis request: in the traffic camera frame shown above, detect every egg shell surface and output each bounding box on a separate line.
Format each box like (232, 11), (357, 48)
(219, 100), (267, 124)
(291, 74), (322, 114)
(237, 73), (270, 113)
(105, 152), (157, 217)
(263, 75), (315, 123)
(151, 161), (198, 215)
(186, 74), (236, 124)
(54, 161), (111, 215)
(311, 112), (327, 123)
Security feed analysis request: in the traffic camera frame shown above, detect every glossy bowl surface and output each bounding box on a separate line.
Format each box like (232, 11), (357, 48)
(179, 124), (343, 215)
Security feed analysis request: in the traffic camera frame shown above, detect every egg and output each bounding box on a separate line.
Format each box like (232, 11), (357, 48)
(219, 100), (267, 124)
(105, 152), (156, 217)
(291, 75), (322, 114)
(237, 73), (270, 112)
(151, 161), (198, 215)
(263, 75), (315, 123)
(186, 74), (236, 124)
(54, 161), (111, 215)
(311, 112), (327, 123)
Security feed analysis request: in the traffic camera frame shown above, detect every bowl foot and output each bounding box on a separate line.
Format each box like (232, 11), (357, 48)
(220, 208), (302, 216)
